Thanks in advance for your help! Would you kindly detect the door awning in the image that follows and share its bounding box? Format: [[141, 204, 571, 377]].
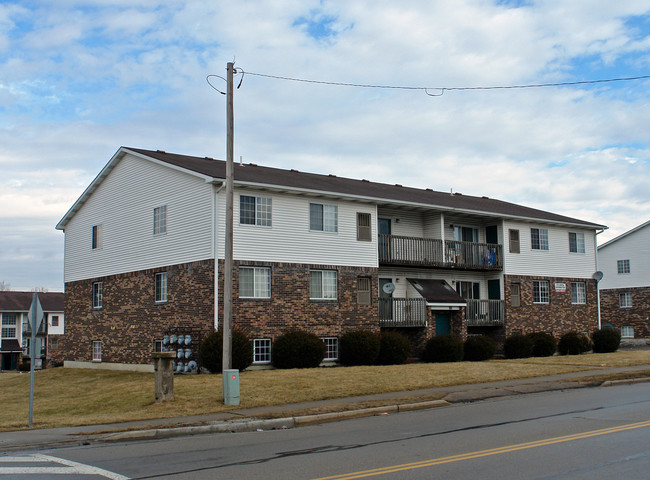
[[407, 279, 466, 310], [0, 339, 22, 353]]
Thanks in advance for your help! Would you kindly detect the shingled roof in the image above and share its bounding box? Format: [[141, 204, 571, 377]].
[[0, 292, 64, 312]]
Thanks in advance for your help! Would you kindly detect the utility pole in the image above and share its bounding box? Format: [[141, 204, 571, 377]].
[[223, 62, 234, 378]]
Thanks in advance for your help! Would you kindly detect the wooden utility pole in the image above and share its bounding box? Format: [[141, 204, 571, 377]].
[[223, 62, 234, 378]]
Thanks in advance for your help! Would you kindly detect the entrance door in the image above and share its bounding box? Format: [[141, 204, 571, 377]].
[[488, 279, 501, 300], [435, 313, 451, 335], [486, 225, 498, 244], [379, 278, 393, 321]]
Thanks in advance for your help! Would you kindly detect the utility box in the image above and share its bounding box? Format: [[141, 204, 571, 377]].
[[223, 369, 240, 405], [152, 351, 176, 402]]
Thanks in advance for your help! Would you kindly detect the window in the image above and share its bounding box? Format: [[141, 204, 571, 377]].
[[153, 340, 163, 352], [92, 340, 102, 362], [51, 315, 59, 327], [310, 203, 338, 232], [357, 277, 371, 305], [253, 339, 271, 363], [357, 213, 371, 241], [571, 282, 586, 304], [509, 229, 520, 254], [155, 272, 168, 303], [240, 195, 272, 226], [322, 337, 339, 360], [456, 281, 480, 300], [1, 313, 17, 338], [621, 326, 634, 338], [310, 270, 337, 300], [511, 283, 521, 307], [619, 292, 633, 308], [454, 226, 479, 242], [239, 267, 271, 298], [533, 280, 549, 304], [617, 259, 630, 274], [50, 337, 58, 350], [92, 224, 103, 249], [92, 282, 103, 309], [531, 228, 549, 250], [568, 232, 585, 253], [153, 205, 167, 235]]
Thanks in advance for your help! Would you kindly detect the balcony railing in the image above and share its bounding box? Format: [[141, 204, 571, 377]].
[[465, 299, 504, 326], [378, 298, 428, 327], [378, 234, 502, 270]]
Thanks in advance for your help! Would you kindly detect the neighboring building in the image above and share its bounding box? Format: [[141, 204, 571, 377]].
[[598, 220, 650, 338], [54, 147, 606, 368], [0, 291, 65, 370]]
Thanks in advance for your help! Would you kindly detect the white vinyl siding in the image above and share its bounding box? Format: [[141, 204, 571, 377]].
[[63, 153, 214, 283], [598, 223, 649, 290]]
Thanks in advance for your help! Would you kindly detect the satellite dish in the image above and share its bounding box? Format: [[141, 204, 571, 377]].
[[593, 271, 604, 282], [382, 282, 395, 294]]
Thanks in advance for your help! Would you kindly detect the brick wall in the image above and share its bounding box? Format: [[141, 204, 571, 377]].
[[504, 275, 598, 338], [600, 286, 650, 338]]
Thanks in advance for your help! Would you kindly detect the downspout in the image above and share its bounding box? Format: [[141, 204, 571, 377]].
[[594, 227, 608, 330], [213, 182, 226, 331]]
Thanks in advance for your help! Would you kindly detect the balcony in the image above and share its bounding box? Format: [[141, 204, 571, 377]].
[[465, 299, 504, 327], [378, 298, 428, 327], [378, 234, 502, 270]]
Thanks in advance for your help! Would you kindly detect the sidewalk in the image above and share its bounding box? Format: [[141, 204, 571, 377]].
[[1, 364, 649, 452]]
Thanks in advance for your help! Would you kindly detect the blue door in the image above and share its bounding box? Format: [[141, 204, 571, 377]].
[[435, 313, 451, 335]]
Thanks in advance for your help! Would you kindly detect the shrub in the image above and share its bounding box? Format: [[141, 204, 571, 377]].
[[376, 331, 412, 365], [464, 336, 496, 361], [558, 331, 591, 355], [527, 332, 557, 357], [199, 329, 253, 373], [339, 330, 381, 366], [272, 331, 326, 369], [421, 335, 463, 363], [503, 334, 534, 359], [592, 328, 621, 353]]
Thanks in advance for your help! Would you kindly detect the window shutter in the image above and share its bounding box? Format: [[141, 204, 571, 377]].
[[511, 283, 520, 307], [509, 229, 520, 254], [357, 213, 371, 241], [357, 277, 371, 305]]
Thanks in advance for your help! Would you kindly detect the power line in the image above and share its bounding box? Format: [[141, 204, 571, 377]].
[[238, 70, 650, 96]]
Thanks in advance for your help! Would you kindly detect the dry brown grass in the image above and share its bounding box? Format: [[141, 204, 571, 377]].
[[1, 350, 648, 431]]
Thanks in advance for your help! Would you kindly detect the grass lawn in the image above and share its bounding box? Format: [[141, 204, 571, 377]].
[[1, 350, 649, 431]]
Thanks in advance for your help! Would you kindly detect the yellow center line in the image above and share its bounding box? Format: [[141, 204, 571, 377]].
[[312, 419, 650, 480]]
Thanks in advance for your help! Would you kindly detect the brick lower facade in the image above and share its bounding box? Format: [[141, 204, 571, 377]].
[[600, 286, 650, 338]]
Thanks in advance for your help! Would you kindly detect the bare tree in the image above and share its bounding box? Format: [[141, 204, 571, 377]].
[[31, 286, 49, 293], [0, 281, 10, 291]]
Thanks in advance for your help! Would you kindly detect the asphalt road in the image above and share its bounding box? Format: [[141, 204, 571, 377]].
[[3, 382, 650, 479]]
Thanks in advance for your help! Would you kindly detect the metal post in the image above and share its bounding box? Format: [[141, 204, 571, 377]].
[[223, 62, 234, 381]]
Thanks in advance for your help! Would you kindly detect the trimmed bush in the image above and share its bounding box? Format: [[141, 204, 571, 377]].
[[199, 329, 253, 373], [421, 335, 463, 363], [527, 332, 557, 357], [376, 331, 412, 365], [272, 331, 326, 369], [592, 328, 621, 353], [464, 336, 496, 361], [558, 331, 591, 355], [339, 330, 381, 366], [503, 334, 534, 359]]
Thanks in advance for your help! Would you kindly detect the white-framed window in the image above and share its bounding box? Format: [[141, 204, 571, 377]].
[[619, 292, 633, 308], [310, 203, 338, 232], [253, 338, 271, 364], [531, 228, 549, 250], [356, 213, 371, 241], [322, 337, 339, 361], [92, 340, 102, 362], [621, 326, 634, 338], [239, 267, 271, 298], [509, 229, 520, 254], [51, 315, 59, 327], [511, 283, 521, 307], [1, 313, 17, 338], [92, 224, 103, 249], [155, 272, 168, 303], [454, 225, 479, 242], [357, 277, 371, 305], [533, 280, 549, 304], [310, 270, 337, 300], [571, 282, 586, 304], [617, 259, 630, 274], [92, 282, 103, 309], [568, 232, 585, 253], [153, 205, 167, 235], [239, 195, 272, 226], [153, 340, 163, 352]]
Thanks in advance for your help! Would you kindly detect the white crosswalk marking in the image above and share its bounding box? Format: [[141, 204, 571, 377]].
[[0, 453, 130, 479]]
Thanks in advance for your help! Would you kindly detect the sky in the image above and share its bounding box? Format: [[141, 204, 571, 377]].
[[1, 0, 649, 292]]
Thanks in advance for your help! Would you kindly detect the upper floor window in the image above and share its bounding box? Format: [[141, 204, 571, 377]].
[[310, 203, 338, 232], [568, 232, 585, 253], [533, 280, 549, 304], [531, 228, 549, 250], [454, 226, 478, 242], [509, 229, 520, 254], [310, 270, 337, 300], [617, 259, 630, 274], [92, 282, 103, 309], [92, 224, 103, 249], [357, 213, 371, 241], [155, 272, 168, 303], [1, 313, 17, 339], [240, 195, 272, 226], [619, 292, 632, 308], [51, 315, 60, 327], [239, 267, 271, 298], [571, 282, 586, 304], [153, 205, 167, 235]]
